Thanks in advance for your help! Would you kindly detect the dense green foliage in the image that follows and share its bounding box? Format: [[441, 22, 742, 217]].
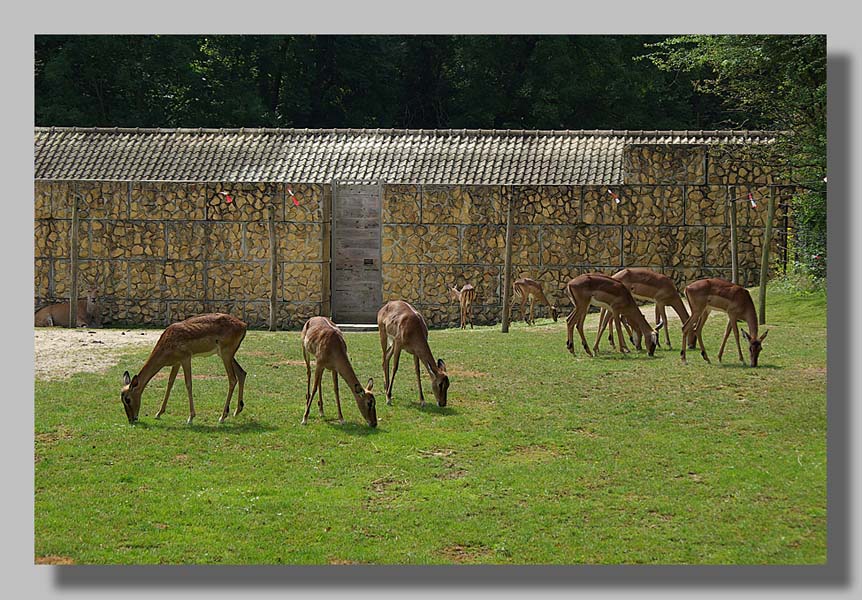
[[642, 35, 827, 277], [35, 287, 826, 564], [35, 35, 728, 130]]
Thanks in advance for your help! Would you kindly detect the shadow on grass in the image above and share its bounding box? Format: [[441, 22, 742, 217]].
[[135, 418, 279, 434], [400, 401, 459, 416], [325, 420, 384, 436], [714, 362, 782, 370]]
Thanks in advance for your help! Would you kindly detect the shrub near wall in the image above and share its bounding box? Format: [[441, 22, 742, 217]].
[[34, 180, 326, 328]]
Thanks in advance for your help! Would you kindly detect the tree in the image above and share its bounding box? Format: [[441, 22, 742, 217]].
[[642, 35, 827, 277]]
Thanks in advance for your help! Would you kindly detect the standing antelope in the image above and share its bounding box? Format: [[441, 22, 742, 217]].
[[119, 313, 248, 424], [301, 316, 377, 427], [680, 278, 769, 367], [449, 283, 477, 330], [377, 300, 450, 407], [34, 285, 101, 328], [597, 268, 691, 350], [512, 277, 559, 325], [564, 273, 664, 357]]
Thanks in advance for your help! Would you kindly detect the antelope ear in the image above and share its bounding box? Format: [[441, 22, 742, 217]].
[[131, 374, 140, 388], [759, 329, 769, 341], [123, 371, 131, 386], [656, 319, 665, 331], [741, 330, 751, 342], [437, 358, 446, 371], [366, 377, 374, 391]]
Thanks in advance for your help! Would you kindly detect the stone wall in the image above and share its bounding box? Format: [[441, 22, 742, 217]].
[[34, 143, 791, 329], [34, 181, 325, 328], [383, 143, 791, 328]]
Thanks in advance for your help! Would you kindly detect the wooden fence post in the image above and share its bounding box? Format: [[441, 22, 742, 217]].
[[68, 193, 79, 328], [501, 187, 515, 333], [758, 188, 777, 325], [321, 184, 332, 318], [268, 206, 278, 331], [729, 197, 739, 284]]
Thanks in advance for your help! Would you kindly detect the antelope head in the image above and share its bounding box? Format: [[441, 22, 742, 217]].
[[550, 305, 559, 322], [352, 377, 377, 428], [120, 371, 143, 423], [432, 358, 450, 407], [646, 320, 665, 357], [741, 329, 769, 367], [448, 286, 461, 302]]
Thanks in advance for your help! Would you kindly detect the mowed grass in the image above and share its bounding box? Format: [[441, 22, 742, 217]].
[[34, 286, 827, 565]]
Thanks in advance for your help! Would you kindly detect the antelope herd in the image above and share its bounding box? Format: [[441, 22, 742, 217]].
[[33, 269, 768, 427]]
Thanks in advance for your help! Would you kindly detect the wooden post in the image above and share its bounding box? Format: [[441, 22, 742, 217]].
[[268, 207, 278, 331], [501, 188, 515, 333], [758, 189, 777, 325], [321, 183, 332, 318], [729, 197, 738, 284], [68, 193, 80, 328]]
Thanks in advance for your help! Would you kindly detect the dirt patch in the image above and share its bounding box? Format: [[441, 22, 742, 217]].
[[35, 555, 75, 565], [34, 328, 163, 381], [35, 425, 75, 445], [327, 558, 360, 565], [447, 367, 488, 378], [269, 360, 307, 368], [505, 444, 561, 463], [441, 544, 494, 563]]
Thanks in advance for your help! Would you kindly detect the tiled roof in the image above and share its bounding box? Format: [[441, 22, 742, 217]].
[[34, 127, 776, 185]]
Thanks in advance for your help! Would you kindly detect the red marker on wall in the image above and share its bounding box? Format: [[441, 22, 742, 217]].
[[287, 187, 299, 207], [748, 193, 756, 208], [219, 191, 233, 204], [607, 189, 620, 204]]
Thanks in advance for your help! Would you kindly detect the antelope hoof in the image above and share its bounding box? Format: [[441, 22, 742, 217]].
[[701, 351, 710, 363], [339, 419, 345, 425], [566, 341, 574, 354], [219, 413, 228, 423], [186, 416, 194, 425], [386, 397, 393, 406], [621, 347, 630, 354], [301, 417, 308, 425]]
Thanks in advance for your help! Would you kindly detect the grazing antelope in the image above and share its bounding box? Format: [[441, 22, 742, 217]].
[[377, 300, 450, 407], [119, 313, 248, 424], [300, 316, 377, 427], [449, 283, 477, 330], [34, 285, 101, 328], [564, 273, 664, 357], [512, 277, 559, 325], [597, 268, 691, 350], [680, 278, 769, 367]]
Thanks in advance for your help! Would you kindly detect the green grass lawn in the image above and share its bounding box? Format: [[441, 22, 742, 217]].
[[34, 286, 827, 564]]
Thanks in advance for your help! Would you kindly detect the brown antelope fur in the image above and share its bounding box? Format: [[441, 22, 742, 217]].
[[449, 283, 477, 330], [598, 268, 691, 350], [377, 300, 450, 407], [680, 278, 769, 367], [120, 313, 248, 424], [34, 286, 101, 328], [564, 273, 663, 357], [300, 317, 377, 427], [512, 277, 559, 325]]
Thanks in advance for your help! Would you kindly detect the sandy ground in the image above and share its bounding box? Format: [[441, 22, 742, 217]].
[[34, 327, 163, 381], [33, 303, 685, 381]]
